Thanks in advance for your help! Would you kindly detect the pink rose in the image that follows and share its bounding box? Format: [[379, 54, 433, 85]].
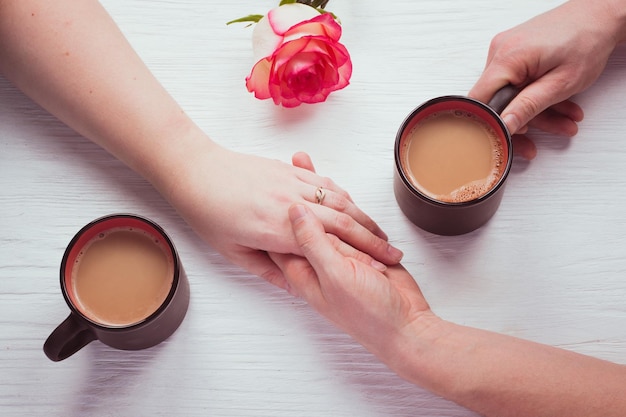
[[246, 3, 352, 108]]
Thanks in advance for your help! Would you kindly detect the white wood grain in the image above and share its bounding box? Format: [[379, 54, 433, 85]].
[[1, 1, 625, 416]]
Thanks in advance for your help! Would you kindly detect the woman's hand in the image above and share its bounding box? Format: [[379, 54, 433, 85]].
[[165, 145, 403, 289]]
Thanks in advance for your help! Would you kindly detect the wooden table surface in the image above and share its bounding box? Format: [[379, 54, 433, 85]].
[[1, 1, 625, 416]]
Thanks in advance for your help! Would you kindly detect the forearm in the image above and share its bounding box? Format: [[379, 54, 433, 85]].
[[570, 0, 626, 45], [395, 316, 626, 417], [0, 0, 217, 193]]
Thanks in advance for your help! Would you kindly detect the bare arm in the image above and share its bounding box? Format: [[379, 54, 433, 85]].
[[0, 0, 402, 282], [399, 316, 626, 417], [271, 204, 626, 417], [0, 0, 203, 187]]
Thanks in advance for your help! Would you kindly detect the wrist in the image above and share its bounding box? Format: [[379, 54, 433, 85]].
[[382, 311, 448, 386], [606, 0, 626, 44], [141, 120, 222, 204], [581, 0, 626, 45]]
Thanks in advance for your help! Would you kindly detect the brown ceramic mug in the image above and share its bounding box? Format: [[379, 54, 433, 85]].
[[394, 86, 518, 235], [44, 214, 189, 362]]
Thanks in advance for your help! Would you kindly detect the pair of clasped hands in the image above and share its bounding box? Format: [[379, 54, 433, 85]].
[[2, 0, 625, 416]]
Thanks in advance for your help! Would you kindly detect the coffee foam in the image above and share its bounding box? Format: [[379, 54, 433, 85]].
[[403, 109, 505, 203]]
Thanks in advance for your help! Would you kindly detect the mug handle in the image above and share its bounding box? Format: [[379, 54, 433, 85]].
[[488, 85, 520, 114], [43, 313, 97, 362]]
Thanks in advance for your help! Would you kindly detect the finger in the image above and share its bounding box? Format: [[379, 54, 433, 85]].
[[511, 134, 537, 160], [468, 73, 511, 107], [311, 204, 403, 265], [326, 233, 387, 272], [292, 151, 316, 173], [291, 153, 356, 205], [468, 52, 517, 106], [311, 186, 389, 241], [234, 250, 288, 290], [287, 204, 351, 282], [291, 153, 392, 244], [269, 251, 322, 300], [550, 99, 584, 122], [525, 100, 583, 137], [500, 73, 580, 134], [527, 109, 580, 137]]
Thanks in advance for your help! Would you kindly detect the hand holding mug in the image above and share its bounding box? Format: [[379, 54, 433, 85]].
[[469, 0, 625, 137]]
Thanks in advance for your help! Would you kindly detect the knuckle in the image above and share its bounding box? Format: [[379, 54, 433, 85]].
[[297, 227, 319, 253], [326, 233, 342, 249], [516, 94, 542, 121], [260, 268, 284, 287], [489, 32, 507, 51], [333, 212, 354, 232], [368, 233, 388, 253], [331, 194, 350, 212], [318, 176, 334, 189]]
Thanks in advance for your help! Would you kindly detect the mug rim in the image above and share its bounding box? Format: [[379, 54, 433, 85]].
[[394, 95, 513, 207], [59, 213, 181, 331]]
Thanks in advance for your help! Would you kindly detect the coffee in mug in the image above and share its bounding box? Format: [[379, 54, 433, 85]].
[[71, 228, 174, 327], [394, 86, 517, 235], [402, 109, 506, 203], [44, 214, 189, 362]]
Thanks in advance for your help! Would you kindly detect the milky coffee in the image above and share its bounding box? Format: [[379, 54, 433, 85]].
[[71, 228, 174, 326], [403, 110, 505, 203]]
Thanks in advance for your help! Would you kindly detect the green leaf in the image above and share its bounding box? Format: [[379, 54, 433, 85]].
[[294, 0, 329, 8], [227, 1, 337, 27], [226, 14, 264, 25]]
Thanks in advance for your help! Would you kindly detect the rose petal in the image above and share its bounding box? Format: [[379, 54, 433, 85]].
[[274, 38, 351, 90], [245, 58, 272, 99], [266, 4, 319, 35], [251, 16, 284, 61], [267, 38, 351, 107], [284, 13, 342, 43]]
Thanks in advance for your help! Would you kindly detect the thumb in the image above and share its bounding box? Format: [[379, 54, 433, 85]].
[[501, 76, 572, 134], [288, 204, 344, 279]]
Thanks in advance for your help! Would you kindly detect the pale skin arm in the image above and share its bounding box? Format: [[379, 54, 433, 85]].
[[0, 0, 403, 286], [470, 0, 626, 138], [271, 204, 626, 417]]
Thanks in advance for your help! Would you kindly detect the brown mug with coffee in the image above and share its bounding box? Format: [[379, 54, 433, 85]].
[[394, 86, 518, 235], [44, 214, 190, 362]]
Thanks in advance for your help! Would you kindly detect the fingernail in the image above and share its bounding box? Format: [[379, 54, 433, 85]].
[[388, 245, 403, 262], [502, 113, 520, 134], [370, 259, 387, 272]]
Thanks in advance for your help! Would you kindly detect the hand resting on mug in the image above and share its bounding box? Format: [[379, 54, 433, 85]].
[[0, 0, 403, 288], [270, 204, 626, 417]]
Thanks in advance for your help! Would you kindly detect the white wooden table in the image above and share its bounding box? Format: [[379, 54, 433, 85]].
[[1, 1, 625, 416]]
